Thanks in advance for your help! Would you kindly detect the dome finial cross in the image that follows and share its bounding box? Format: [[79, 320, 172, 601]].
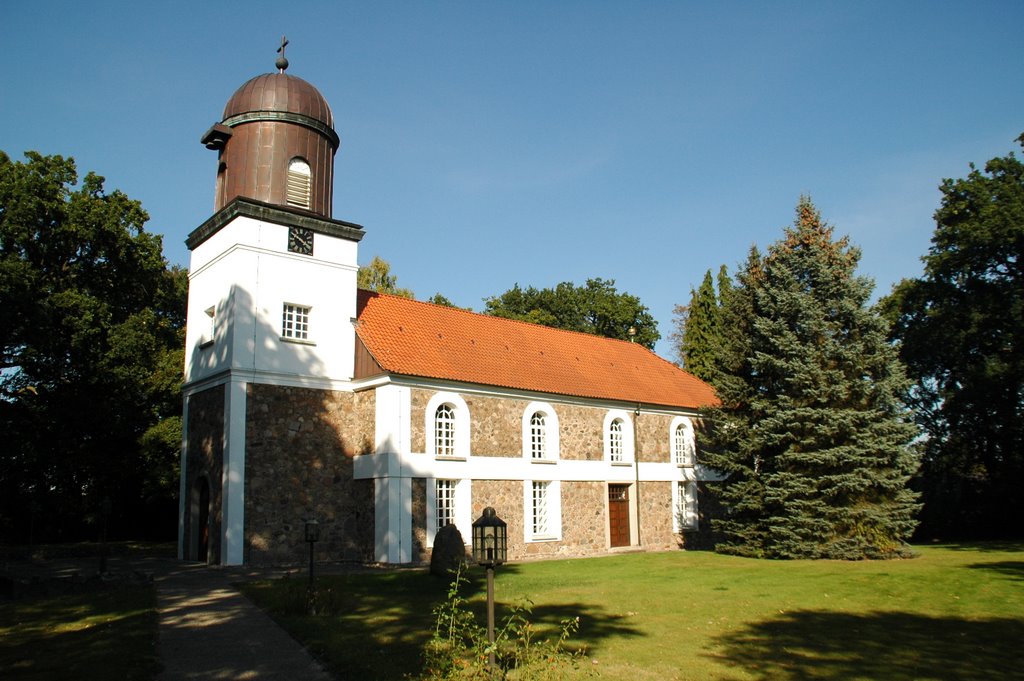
[[276, 35, 289, 72]]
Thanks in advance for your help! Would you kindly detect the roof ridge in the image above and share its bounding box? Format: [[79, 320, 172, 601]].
[[358, 288, 662, 351]]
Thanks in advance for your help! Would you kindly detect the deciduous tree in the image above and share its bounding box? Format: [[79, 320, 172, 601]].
[[0, 151, 185, 542], [357, 255, 415, 299], [483, 278, 659, 349], [883, 135, 1024, 539]]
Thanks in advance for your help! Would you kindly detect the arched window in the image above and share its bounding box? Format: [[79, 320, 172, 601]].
[[672, 418, 696, 466], [603, 410, 634, 464], [530, 412, 547, 459], [426, 392, 470, 459], [435, 404, 456, 458], [609, 419, 625, 462], [286, 158, 311, 209], [522, 402, 560, 462]]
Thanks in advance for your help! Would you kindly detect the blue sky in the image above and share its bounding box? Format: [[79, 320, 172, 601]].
[[4, 1, 1022, 358]]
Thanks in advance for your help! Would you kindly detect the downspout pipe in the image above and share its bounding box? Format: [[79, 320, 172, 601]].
[[634, 403, 642, 547]]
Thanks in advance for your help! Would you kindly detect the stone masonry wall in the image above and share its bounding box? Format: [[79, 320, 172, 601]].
[[244, 384, 376, 565], [411, 388, 429, 454], [636, 413, 674, 463], [184, 385, 225, 564], [410, 387, 697, 560], [411, 478, 428, 563], [638, 480, 678, 550]]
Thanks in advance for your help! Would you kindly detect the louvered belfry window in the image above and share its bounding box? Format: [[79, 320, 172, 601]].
[[286, 158, 312, 208]]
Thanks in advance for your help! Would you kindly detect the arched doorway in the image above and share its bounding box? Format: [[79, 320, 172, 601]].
[[191, 477, 210, 563]]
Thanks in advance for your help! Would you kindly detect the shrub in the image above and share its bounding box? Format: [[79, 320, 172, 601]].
[[420, 564, 593, 680]]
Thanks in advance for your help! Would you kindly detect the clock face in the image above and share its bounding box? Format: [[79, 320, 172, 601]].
[[288, 227, 314, 255]]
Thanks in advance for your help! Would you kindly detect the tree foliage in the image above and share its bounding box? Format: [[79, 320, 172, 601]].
[[0, 151, 186, 543], [357, 255, 415, 299], [672, 266, 729, 382], [483, 278, 659, 349], [882, 135, 1024, 539], [703, 198, 919, 559]]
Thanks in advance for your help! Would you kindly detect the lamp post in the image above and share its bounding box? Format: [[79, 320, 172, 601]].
[[472, 507, 507, 673], [99, 496, 112, 574], [304, 518, 319, 610]]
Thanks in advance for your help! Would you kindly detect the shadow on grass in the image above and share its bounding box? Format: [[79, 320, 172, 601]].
[[243, 566, 642, 680], [926, 541, 1024, 553], [708, 609, 1024, 681], [0, 586, 158, 681], [962, 561, 1024, 581]]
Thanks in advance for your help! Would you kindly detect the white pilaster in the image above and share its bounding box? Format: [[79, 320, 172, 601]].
[[373, 475, 413, 564], [221, 378, 247, 565]]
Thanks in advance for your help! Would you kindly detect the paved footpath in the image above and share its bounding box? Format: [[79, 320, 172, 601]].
[[155, 561, 334, 681]]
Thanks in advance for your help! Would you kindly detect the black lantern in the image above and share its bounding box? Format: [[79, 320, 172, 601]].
[[304, 519, 320, 543], [472, 507, 507, 673], [304, 518, 319, 598], [472, 507, 507, 567]]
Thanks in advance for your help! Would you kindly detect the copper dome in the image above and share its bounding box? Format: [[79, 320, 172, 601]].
[[206, 69, 339, 216], [223, 73, 335, 132]]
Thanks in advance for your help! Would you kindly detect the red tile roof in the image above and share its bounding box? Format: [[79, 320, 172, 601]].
[[355, 290, 718, 410]]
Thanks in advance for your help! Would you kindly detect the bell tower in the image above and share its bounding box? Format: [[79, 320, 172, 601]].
[[179, 42, 364, 565]]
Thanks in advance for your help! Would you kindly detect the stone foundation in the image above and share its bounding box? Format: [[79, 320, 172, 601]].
[[244, 383, 376, 565]]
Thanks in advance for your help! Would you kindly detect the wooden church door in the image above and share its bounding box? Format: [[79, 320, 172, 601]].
[[608, 484, 631, 547]]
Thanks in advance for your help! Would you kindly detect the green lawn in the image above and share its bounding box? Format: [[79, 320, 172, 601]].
[[0, 584, 159, 681], [242, 542, 1024, 680]]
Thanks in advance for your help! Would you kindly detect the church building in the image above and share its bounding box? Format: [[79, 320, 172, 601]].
[[178, 53, 718, 566]]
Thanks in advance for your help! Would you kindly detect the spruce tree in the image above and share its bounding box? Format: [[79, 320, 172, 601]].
[[678, 269, 721, 382], [703, 198, 920, 559]]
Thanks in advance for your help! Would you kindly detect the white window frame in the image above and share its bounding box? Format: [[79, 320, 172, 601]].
[[426, 478, 472, 548], [435, 479, 457, 530], [524, 479, 562, 542], [671, 416, 696, 467], [286, 158, 312, 209], [673, 481, 699, 532], [281, 302, 312, 342], [200, 305, 216, 347], [425, 392, 470, 460], [603, 410, 635, 464], [521, 401, 560, 462], [435, 404, 457, 458]]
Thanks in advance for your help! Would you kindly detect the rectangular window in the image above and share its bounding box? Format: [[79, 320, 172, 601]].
[[676, 482, 698, 531], [532, 481, 550, 537], [282, 303, 311, 340], [436, 479, 457, 531], [201, 306, 216, 346]]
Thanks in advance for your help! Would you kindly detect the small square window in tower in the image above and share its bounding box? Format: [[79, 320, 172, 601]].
[[286, 159, 312, 209], [282, 303, 310, 340]]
